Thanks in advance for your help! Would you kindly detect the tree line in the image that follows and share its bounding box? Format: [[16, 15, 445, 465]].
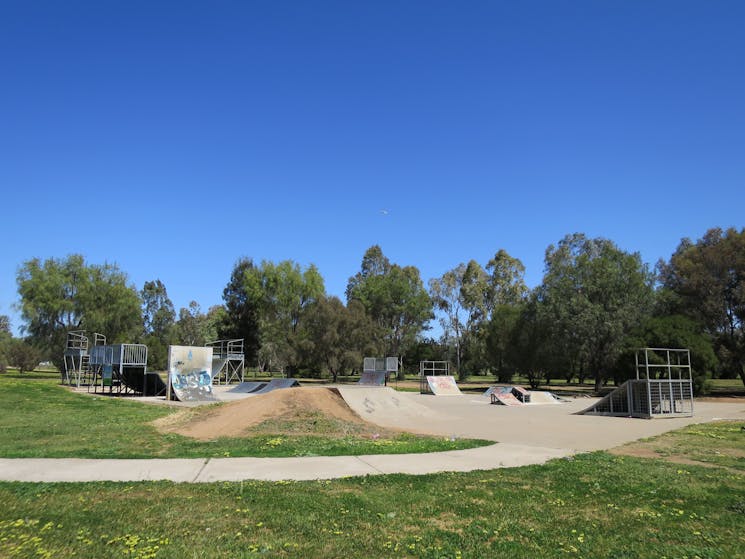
[[2, 227, 743, 393]]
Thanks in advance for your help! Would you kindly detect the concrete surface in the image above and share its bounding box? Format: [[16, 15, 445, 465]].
[[0, 443, 572, 483]]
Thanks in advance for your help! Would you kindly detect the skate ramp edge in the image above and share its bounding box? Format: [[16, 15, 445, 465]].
[[252, 379, 301, 394], [228, 381, 268, 394]]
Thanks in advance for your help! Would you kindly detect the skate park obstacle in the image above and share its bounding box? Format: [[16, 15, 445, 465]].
[[360, 357, 398, 385], [578, 347, 694, 418], [419, 361, 462, 395], [206, 339, 245, 385]]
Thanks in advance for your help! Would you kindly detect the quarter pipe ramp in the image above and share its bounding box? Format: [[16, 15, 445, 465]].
[[425, 375, 462, 396]]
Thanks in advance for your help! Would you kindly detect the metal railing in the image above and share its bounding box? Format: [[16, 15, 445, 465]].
[[206, 339, 244, 359], [65, 330, 88, 351]]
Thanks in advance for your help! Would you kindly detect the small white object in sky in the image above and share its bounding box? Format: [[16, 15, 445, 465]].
[[379, 209, 390, 215]]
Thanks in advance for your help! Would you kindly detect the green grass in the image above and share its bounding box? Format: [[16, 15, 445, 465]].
[[0, 378, 488, 459], [1, 428, 744, 558], [614, 421, 745, 472]]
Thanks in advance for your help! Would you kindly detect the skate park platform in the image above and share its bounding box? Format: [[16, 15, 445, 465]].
[[336, 387, 745, 452]]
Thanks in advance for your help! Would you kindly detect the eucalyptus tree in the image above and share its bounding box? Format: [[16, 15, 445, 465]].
[[0, 315, 11, 373], [429, 263, 467, 373], [16, 255, 142, 369], [538, 234, 654, 392], [221, 257, 261, 364], [140, 279, 175, 369], [347, 246, 432, 369], [174, 302, 225, 347], [245, 260, 325, 374], [619, 314, 718, 394], [430, 250, 528, 377], [300, 296, 379, 382], [483, 250, 528, 378], [659, 227, 745, 386]]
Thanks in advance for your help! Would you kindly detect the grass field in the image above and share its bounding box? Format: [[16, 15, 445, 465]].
[[1, 421, 743, 558], [0, 377, 488, 459]]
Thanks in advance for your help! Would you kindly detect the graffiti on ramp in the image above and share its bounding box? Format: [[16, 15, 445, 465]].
[[168, 345, 216, 402], [426, 375, 462, 396]]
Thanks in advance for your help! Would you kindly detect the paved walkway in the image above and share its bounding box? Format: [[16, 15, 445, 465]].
[[1, 389, 742, 483], [0, 443, 572, 483]]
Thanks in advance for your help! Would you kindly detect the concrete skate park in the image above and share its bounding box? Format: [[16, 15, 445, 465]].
[[2, 342, 744, 483]]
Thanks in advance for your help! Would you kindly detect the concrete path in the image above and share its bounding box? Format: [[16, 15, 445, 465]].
[[0, 443, 571, 483], [1, 388, 743, 483]]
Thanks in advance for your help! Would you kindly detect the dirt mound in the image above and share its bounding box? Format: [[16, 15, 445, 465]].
[[153, 387, 393, 441]]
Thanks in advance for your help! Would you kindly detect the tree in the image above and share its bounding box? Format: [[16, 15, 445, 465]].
[[538, 234, 654, 392], [618, 315, 718, 395], [484, 303, 523, 383], [0, 315, 11, 373], [659, 227, 745, 386], [7, 338, 43, 374], [431, 250, 528, 379], [220, 257, 261, 364], [175, 301, 217, 346], [508, 295, 552, 389], [141, 279, 176, 369], [347, 246, 432, 372], [16, 255, 142, 370], [300, 297, 379, 382], [245, 260, 325, 374], [429, 263, 467, 374]]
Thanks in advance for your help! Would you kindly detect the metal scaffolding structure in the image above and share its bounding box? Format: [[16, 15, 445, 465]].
[[206, 339, 245, 384], [419, 360, 450, 394], [579, 348, 694, 418], [63, 331, 107, 386], [62, 330, 155, 395]]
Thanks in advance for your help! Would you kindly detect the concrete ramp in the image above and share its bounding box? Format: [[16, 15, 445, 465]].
[[426, 375, 462, 396], [486, 386, 564, 406], [337, 386, 440, 429], [252, 378, 300, 394], [168, 346, 217, 403], [228, 381, 267, 394], [528, 391, 564, 405], [358, 371, 386, 386], [211, 358, 227, 378]]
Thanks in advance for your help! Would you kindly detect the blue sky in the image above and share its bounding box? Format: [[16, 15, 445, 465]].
[[2, 1, 744, 337]]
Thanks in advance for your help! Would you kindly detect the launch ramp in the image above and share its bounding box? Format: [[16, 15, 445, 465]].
[[420, 361, 462, 395], [252, 378, 300, 394], [425, 375, 462, 396], [578, 348, 693, 418], [228, 381, 267, 393]]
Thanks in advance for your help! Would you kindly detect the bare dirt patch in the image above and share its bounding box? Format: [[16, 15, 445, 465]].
[[152, 387, 400, 441]]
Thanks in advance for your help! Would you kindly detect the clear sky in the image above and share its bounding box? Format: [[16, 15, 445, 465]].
[[1, 1, 744, 337]]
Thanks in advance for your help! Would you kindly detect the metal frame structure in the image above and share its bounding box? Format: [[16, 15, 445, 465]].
[[206, 339, 245, 384], [363, 357, 399, 374], [361, 356, 398, 384], [580, 348, 693, 418], [419, 360, 450, 394], [89, 343, 149, 395], [63, 331, 107, 386], [62, 330, 154, 395]]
